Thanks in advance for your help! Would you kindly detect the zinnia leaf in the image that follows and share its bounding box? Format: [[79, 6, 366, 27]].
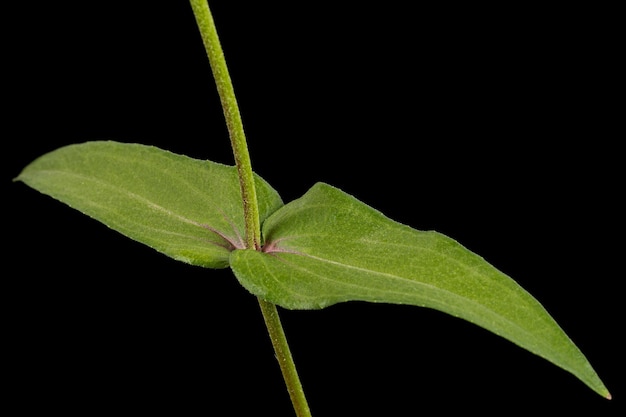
[[230, 182, 610, 398], [15, 141, 283, 268]]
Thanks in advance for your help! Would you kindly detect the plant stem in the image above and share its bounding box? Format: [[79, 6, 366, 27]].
[[258, 299, 313, 417], [189, 1, 312, 415], [189, 0, 260, 250]]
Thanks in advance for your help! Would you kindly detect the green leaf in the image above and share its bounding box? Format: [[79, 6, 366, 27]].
[[230, 182, 610, 398], [15, 141, 283, 268]]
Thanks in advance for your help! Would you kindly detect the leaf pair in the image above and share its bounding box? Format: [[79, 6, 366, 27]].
[[15, 141, 610, 398]]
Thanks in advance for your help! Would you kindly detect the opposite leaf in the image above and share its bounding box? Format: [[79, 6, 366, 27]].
[[230, 182, 609, 398], [15, 141, 283, 268]]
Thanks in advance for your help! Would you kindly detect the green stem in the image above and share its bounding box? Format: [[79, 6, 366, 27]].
[[189, 2, 312, 416], [189, 0, 260, 250], [258, 299, 313, 417]]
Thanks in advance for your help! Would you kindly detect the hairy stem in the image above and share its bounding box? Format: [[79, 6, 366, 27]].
[[258, 299, 313, 417], [189, 0, 260, 249], [189, 1, 313, 415]]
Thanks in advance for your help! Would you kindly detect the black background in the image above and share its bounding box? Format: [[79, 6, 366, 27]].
[[4, 1, 623, 415]]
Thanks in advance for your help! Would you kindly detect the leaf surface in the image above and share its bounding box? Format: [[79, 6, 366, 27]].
[[230, 182, 609, 397], [15, 141, 283, 268]]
